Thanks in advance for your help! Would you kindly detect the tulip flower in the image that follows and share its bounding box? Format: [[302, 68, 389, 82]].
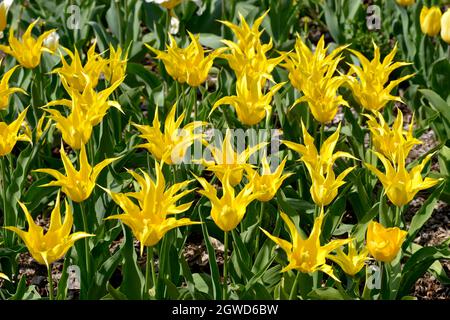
[[44, 97, 94, 150], [0, 272, 9, 281], [283, 122, 356, 172], [0, 108, 31, 156], [346, 42, 413, 112], [146, 32, 225, 87], [283, 36, 348, 123], [366, 221, 407, 263], [134, 103, 206, 165], [104, 162, 199, 254], [261, 208, 350, 281], [441, 9, 450, 44], [291, 61, 348, 124], [327, 240, 370, 276], [283, 35, 347, 95], [0, 65, 27, 110], [0, 0, 13, 33], [365, 109, 422, 164], [53, 42, 107, 92], [0, 20, 56, 69], [420, 6, 442, 37], [103, 44, 128, 84], [47, 77, 123, 127], [35, 143, 119, 203], [365, 151, 442, 207], [5, 192, 93, 267], [245, 157, 292, 202], [202, 130, 267, 186], [395, 0, 415, 6], [220, 11, 284, 81], [43, 31, 60, 53], [211, 75, 285, 126], [305, 162, 355, 207], [195, 170, 260, 232]]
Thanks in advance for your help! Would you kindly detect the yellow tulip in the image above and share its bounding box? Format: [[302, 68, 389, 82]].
[[0, 65, 27, 110], [261, 208, 351, 281], [0, 272, 9, 281], [346, 42, 413, 112], [365, 151, 442, 207], [365, 109, 422, 164], [395, 0, 415, 6], [220, 11, 284, 81], [103, 44, 128, 84], [43, 31, 60, 53], [47, 77, 123, 127], [5, 192, 93, 267], [0, 0, 13, 33], [203, 130, 267, 187], [245, 157, 292, 202], [420, 6, 442, 37], [0, 20, 56, 69], [195, 170, 260, 232], [305, 161, 355, 207], [211, 75, 285, 126], [0, 108, 31, 156], [53, 42, 107, 92], [146, 32, 225, 87], [134, 103, 206, 165], [366, 221, 407, 263], [283, 35, 347, 94], [283, 36, 348, 123], [34, 143, 119, 203], [441, 9, 450, 44], [44, 97, 94, 150], [327, 240, 370, 276], [292, 65, 348, 124], [283, 122, 356, 172], [104, 162, 199, 254]]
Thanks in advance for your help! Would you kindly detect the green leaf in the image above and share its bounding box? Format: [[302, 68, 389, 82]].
[[398, 241, 450, 298], [119, 226, 145, 299], [307, 287, 350, 300], [199, 211, 222, 299], [420, 89, 450, 123], [405, 183, 444, 247]]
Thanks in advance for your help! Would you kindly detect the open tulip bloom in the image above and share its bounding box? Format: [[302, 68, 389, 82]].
[[0, 20, 56, 69], [34, 143, 119, 203]]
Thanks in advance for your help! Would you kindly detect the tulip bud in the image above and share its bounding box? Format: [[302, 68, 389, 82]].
[[441, 9, 450, 44], [395, 0, 415, 7], [0, 0, 13, 32], [43, 31, 60, 52], [420, 6, 442, 37], [367, 221, 407, 263]]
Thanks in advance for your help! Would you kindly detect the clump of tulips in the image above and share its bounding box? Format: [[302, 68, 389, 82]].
[[0, 1, 447, 301]]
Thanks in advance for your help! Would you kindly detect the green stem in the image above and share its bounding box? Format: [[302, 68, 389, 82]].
[[79, 202, 91, 280], [222, 231, 229, 300], [394, 206, 402, 228], [319, 123, 324, 147], [145, 246, 156, 296], [1, 157, 8, 244], [254, 201, 265, 255], [289, 271, 301, 300], [47, 264, 54, 301]]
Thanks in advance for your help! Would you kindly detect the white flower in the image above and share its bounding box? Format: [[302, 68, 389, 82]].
[[1, 0, 14, 9], [43, 31, 60, 52], [169, 15, 180, 34]]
